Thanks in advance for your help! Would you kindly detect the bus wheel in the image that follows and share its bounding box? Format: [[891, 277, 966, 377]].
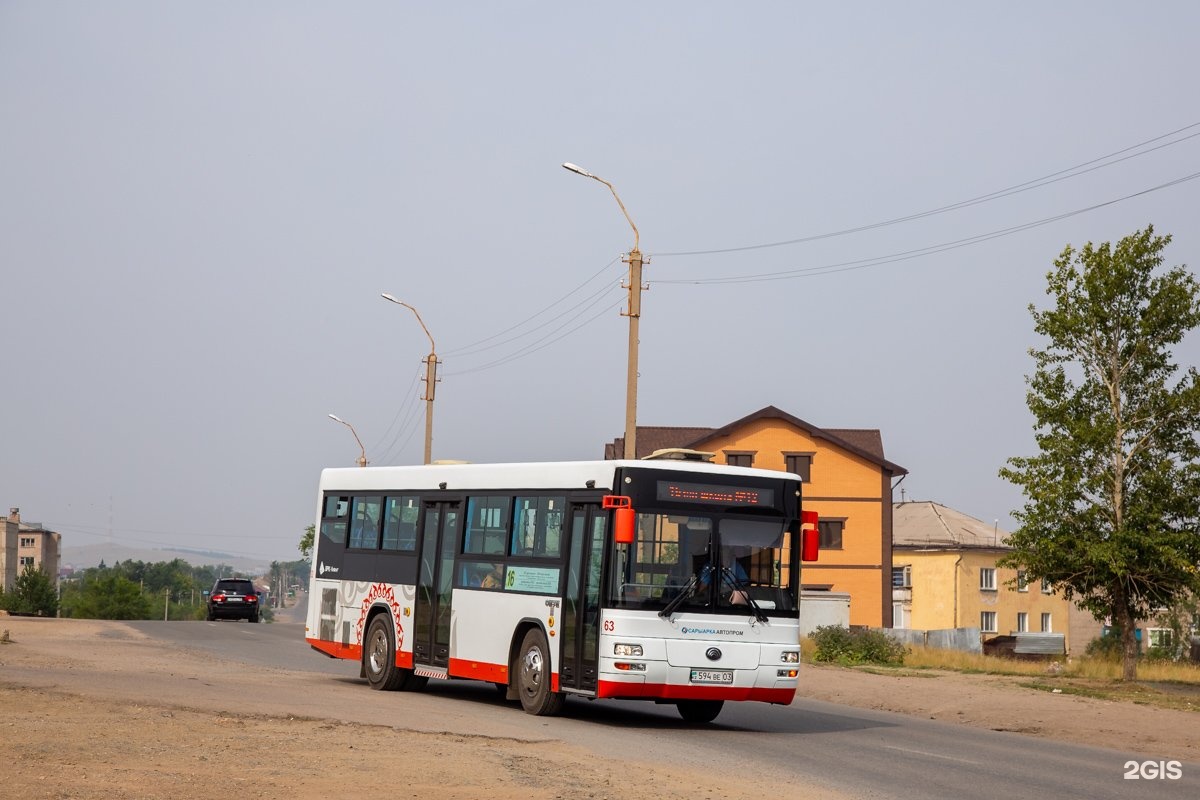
[[676, 700, 724, 723], [364, 616, 406, 691], [516, 628, 564, 716]]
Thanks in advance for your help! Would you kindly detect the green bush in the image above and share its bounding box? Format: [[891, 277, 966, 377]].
[[1084, 631, 1123, 661], [810, 625, 907, 666]]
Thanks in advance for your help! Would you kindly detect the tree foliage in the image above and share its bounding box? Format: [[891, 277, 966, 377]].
[[61, 574, 155, 620], [299, 524, 315, 562], [1000, 226, 1200, 680], [0, 563, 59, 617]]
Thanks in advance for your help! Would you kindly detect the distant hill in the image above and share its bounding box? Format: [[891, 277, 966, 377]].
[[61, 543, 272, 576]]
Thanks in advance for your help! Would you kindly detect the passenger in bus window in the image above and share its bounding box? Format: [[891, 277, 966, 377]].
[[481, 564, 505, 589]]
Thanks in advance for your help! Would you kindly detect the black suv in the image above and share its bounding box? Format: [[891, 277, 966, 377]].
[[206, 578, 261, 623]]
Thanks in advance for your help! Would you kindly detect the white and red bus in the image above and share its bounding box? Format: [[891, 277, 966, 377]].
[[305, 458, 818, 722]]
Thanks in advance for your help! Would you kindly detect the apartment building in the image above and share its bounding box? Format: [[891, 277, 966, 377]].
[[1, 507, 61, 592]]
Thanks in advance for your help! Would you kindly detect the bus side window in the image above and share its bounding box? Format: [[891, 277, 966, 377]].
[[320, 495, 349, 545], [464, 496, 510, 556], [512, 496, 566, 558], [349, 496, 382, 549], [382, 495, 419, 551]]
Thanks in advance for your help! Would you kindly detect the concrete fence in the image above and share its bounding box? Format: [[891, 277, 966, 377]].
[[874, 626, 984, 654], [798, 591, 851, 638]]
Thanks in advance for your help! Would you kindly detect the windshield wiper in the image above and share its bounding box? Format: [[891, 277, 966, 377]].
[[721, 566, 768, 623], [658, 574, 700, 619]]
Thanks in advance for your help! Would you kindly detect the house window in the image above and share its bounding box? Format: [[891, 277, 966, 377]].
[[893, 603, 908, 629], [20, 537, 36, 548], [784, 453, 813, 482], [1016, 612, 1029, 633], [981, 611, 997, 633], [980, 567, 996, 591], [1040, 613, 1052, 632], [1041, 578, 1053, 594], [1016, 571, 1029, 592], [19, 556, 35, 567], [818, 519, 844, 550], [1147, 629, 1173, 649], [724, 452, 755, 468], [892, 565, 911, 588]]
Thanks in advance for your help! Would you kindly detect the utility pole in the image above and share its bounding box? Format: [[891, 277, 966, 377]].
[[563, 163, 646, 459], [622, 246, 644, 459], [382, 294, 439, 464]]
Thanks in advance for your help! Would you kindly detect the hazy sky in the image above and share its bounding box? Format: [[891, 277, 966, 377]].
[[3, 3, 1198, 564]]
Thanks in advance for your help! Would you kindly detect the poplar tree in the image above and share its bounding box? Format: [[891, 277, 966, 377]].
[[1000, 226, 1200, 681]]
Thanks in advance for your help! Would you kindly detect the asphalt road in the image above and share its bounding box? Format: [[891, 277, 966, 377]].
[[128, 617, 1200, 800]]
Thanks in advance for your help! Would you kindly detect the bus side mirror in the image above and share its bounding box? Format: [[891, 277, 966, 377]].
[[604, 495, 636, 544], [801, 510, 819, 562], [614, 507, 635, 544]]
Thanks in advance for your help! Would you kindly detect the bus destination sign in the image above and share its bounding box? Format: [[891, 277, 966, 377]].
[[657, 481, 774, 507]]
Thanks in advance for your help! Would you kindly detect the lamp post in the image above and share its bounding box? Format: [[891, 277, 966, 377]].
[[562, 162, 644, 459], [381, 293, 438, 465], [328, 414, 368, 467]]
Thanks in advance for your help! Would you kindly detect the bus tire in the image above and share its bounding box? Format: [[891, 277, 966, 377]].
[[516, 628, 564, 716], [364, 615, 407, 691], [676, 700, 723, 723]]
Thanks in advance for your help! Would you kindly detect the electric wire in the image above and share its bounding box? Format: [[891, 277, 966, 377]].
[[654, 170, 1200, 285], [366, 367, 421, 455], [441, 256, 623, 356], [375, 366, 427, 464], [652, 121, 1200, 258], [447, 275, 625, 359], [445, 293, 627, 377]]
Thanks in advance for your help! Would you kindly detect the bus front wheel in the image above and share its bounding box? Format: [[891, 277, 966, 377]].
[[516, 628, 565, 716], [676, 700, 724, 723]]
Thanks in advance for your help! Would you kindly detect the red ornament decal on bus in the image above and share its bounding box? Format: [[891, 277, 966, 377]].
[[356, 583, 405, 648]]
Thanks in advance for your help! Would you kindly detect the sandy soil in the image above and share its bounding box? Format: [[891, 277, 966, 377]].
[[0, 615, 1196, 799]]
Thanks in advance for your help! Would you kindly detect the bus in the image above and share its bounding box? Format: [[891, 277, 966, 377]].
[[305, 458, 818, 723]]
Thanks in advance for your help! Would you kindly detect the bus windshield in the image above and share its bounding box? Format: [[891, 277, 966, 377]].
[[606, 511, 796, 613]]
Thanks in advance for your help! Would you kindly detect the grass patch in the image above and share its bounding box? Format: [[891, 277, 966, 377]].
[[1020, 678, 1200, 712], [802, 635, 1200, 711]]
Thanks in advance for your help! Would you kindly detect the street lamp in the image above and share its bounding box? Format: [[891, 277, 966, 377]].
[[328, 413, 368, 467], [381, 293, 439, 465], [562, 162, 645, 459]]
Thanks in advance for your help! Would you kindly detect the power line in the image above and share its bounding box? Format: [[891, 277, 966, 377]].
[[367, 367, 422, 455], [653, 121, 1200, 258], [448, 276, 624, 359], [655, 170, 1200, 285], [442, 256, 623, 356], [445, 294, 627, 377], [375, 366, 426, 464]]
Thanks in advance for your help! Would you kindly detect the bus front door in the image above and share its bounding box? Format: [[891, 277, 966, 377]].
[[414, 500, 461, 670], [560, 504, 606, 693]]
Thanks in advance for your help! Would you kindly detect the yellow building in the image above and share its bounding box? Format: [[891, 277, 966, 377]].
[[605, 405, 906, 627], [892, 501, 1072, 652]]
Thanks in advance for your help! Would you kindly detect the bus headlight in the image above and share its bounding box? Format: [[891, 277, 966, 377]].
[[777, 668, 799, 678], [614, 643, 643, 657], [781, 651, 799, 663]]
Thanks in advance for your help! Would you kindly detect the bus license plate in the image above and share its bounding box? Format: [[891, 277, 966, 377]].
[[690, 669, 733, 684]]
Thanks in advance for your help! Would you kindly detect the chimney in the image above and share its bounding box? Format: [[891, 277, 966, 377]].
[[8, 507, 18, 523]]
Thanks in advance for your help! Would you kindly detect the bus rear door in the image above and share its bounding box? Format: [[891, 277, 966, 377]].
[[413, 500, 461, 670]]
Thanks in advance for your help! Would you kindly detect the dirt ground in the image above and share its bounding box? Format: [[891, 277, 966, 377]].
[[1, 615, 1196, 799]]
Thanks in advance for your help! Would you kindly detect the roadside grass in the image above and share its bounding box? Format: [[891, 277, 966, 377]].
[[802, 638, 1200, 711]]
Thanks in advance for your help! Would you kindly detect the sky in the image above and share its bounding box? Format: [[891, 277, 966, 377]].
[[3, 3, 1199, 564]]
